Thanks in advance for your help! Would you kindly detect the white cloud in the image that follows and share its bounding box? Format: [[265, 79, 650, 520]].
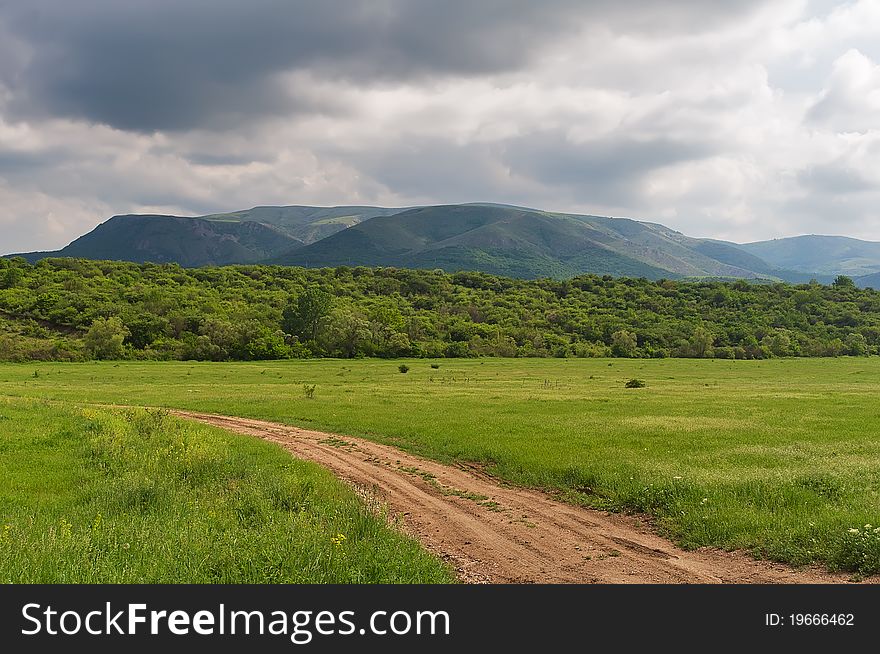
[[807, 49, 880, 132]]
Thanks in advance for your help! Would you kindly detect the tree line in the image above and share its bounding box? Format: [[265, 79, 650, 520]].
[[1, 256, 878, 361]]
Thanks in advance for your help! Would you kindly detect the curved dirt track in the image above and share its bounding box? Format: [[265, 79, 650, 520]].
[[174, 410, 863, 584]]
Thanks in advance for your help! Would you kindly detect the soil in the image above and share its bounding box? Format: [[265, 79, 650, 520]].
[[174, 410, 869, 584]]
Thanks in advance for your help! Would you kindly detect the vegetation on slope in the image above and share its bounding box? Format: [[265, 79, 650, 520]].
[[1, 256, 878, 362], [16, 215, 305, 267], [199, 205, 407, 245], [272, 204, 769, 279]]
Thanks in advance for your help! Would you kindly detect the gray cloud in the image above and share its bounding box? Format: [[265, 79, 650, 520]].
[[797, 162, 876, 194], [2, 0, 763, 131], [500, 131, 717, 205], [2, 0, 880, 254]]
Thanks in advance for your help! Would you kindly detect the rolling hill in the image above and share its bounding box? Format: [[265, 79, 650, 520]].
[[13, 214, 304, 267], [10, 205, 407, 267], [740, 235, 880, 278], [271, 204, 779, 280], [10, 202, 880, 282], [855, 272, 880, 289], [198, 205, 407, 244]]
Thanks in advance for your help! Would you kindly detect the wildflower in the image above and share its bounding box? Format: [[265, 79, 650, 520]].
[[331, 533, 347, 547], [848, 528, 860, 534], [700, 498, 708, 505], [673, 476, 683, 480]]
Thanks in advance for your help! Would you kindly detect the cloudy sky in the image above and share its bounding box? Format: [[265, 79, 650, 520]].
[[1, 0, 879, 254]]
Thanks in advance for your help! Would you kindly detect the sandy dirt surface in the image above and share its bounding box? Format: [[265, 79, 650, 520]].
[[173, 410, 867, 584]]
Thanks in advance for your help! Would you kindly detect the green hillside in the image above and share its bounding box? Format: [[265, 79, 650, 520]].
[[200, 205, 407, 244], [741, 235, 880, 277], [1, 256, 877, 362], [15, 215, 303, 267], [11, 205, 407, 267], [270, 205, 751, 279], [13, 203, 880, 283]]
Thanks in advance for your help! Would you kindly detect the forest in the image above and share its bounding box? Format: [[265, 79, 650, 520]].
[[1, 256, 878, 362]]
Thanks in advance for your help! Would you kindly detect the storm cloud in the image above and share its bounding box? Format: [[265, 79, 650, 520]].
[[1, 0, 879, 253]]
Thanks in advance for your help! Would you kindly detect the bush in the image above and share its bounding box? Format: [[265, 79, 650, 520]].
[[84, 317, 130, 360], [444, 342, 470, 358], [430, 363, 440, 369], [398, 364, 410, 373], [625, 378, 646, 388]]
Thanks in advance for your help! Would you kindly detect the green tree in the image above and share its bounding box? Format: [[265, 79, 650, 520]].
[[689, 326, 715, 358], [610, 329, 637, 357], [282, 287, 332, 341], [84, 317, 130, 360], [322, 308, 370, 358], [0, 265, 23, 289], [762, 330, 793, 357], [844, 333, 869, 356], [833, 275, 856, 289]]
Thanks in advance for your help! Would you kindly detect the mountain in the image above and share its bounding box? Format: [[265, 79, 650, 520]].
[[270, 204, 774, 280], [14, 214, 304, 267], [10, 205, 407, 267], [12, 202, 880, 282], [740, 235, 880, 278], [198, 205, 407, 244]]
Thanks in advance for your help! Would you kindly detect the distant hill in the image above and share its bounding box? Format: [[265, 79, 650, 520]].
[[271, 204, 776, 280], [856, 272, 880, 289], [13, 215, 304, 267], [199, 205, 407, 244], [11, 202, 880, 282], [740, 235, 880, 278]]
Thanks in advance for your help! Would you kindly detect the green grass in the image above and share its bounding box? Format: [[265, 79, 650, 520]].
[[0, 398, 454, 583], [2, 357, 880, 575]]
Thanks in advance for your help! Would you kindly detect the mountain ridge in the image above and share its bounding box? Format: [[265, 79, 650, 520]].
[[8, 203, 880, 286]]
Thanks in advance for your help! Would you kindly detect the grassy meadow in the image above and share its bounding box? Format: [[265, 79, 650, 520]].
[[2, 357, 880, 575], [0, 398, 454, 583]]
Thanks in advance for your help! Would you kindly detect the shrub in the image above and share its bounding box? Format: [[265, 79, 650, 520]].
[[303, 384, 316, 399], [832, 525, 880, 576], [430, 363, 440, 369], [611, 329, 637, 357], [625, 378, 646, 388], [84, 317, 130, 360], [398, 364, 410, 373]]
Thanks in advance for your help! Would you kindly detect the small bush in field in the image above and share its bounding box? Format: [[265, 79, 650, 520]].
[[430, 363, 440, 369], [625, 378, 646, 388], [303, 384, 316, 399], [398, 364, 410, 374]]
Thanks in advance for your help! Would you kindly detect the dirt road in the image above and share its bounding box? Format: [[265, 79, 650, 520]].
[[174, 410, 860, 584]]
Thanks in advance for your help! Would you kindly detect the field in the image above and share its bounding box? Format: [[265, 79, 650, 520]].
[[0, 398, 454, 583], [2, 357, 880, 576]]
